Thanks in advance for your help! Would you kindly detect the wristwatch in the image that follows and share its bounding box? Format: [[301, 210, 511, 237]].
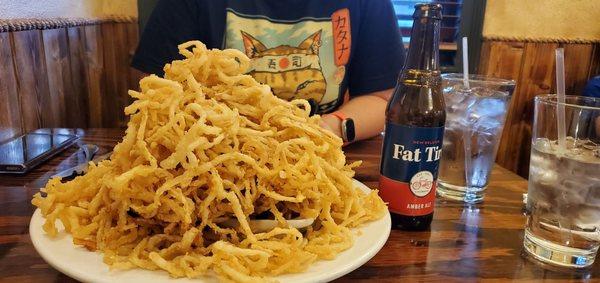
[[330, 111, 355, 143]]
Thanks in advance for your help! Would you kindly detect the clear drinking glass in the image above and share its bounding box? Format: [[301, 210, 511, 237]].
[[437, 74, 515, 203], [524, 95, 600, 268]]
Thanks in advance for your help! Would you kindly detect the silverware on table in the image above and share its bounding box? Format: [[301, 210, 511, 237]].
[[218, 218, 315, 233], [51, 145, 111, 179]]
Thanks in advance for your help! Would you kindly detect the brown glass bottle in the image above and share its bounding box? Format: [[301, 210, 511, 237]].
[[378, 4, 445, 231]]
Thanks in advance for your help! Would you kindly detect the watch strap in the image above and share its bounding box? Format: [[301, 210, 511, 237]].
[[329, 111, 347, 122], [329, 111, 354, 144]]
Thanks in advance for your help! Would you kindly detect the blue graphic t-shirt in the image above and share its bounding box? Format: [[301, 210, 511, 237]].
[[132, 0, 405, 113], [584, 76, 600, 98]]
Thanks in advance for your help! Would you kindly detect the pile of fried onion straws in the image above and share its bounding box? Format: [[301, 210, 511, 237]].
[[33, 41, 386, 282]]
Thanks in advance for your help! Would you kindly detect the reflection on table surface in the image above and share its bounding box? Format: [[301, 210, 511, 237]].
[[0, 129, 81, 164]]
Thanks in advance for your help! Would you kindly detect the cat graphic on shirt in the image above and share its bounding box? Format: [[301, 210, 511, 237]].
[[240, 30, 327, 103]]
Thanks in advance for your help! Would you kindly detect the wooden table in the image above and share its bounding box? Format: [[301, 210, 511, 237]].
[[0, 129, 597, 282]]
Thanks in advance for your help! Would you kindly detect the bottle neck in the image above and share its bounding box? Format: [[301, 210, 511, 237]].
[[404, 17, 441, 71]]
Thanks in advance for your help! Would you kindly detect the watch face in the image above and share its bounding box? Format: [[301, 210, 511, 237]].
[[342, 118, 355, 142]]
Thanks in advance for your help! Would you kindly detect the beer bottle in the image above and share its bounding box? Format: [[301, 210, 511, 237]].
[[378, 3, 445, 230]]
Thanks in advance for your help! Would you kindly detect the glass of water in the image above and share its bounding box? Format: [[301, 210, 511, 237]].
[[524, 95, 600, 268], [437, 74, 515, 203]]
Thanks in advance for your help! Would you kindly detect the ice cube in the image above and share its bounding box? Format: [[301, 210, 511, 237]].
[[474, 117, 502, 135], [580, 139, 600, 159], [446, 115, 466, 128], [444, 87, 470, 105], [479, 131, 497, 147], [559, 179, 590, 204], [585, 185, 600, 209], [527, 186, 553, 210], [574, 208, 600, 229], [582, 140, 599, 151], [468, 96, 508, 120], [470, 86, 495, 97], [468, 130, 496, 159], [534, 138, 552, 152], [445, 88, 477, 112], [561, 139, 600, 164], [529, 152, 558, 184]]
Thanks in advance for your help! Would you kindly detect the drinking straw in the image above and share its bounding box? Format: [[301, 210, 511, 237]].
[[461, 37, 472, 196], [555, 48, 567, 153], [462, 37, 470, 89]]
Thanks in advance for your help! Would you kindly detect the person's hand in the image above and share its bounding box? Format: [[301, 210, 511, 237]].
[[319, 114, 342, 138]]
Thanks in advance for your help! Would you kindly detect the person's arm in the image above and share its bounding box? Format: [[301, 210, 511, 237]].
[[321, 89, 392, 141], [321, 0, 404, 142]]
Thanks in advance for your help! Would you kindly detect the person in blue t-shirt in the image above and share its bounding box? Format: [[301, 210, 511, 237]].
[[132, 0, 405, 143], [583, 76, 600, 137], [584, 76, 600, 98]]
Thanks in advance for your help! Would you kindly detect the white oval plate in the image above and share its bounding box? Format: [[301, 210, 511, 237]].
[[30, 179, 390, 283]]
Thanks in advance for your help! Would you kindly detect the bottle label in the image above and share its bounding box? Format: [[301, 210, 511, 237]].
[[379, 122, 444, 216]]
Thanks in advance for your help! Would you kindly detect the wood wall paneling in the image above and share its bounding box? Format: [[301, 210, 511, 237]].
[[512, 43, 557, 177], [66, 27, 90, 128], [41, 28, 71, 128], [589, 44, 600, 78], [82, 25, 105, 128], [126, 23, 140, 94], [479, 41, 525, 174], [10, 30, 48, 133], [0, 22, 139, 143], [0, 33, 22, 142], [478, 41, 525, 80], [481, 40, 600, 177], [113, 23, 134, 128], [101, 23, 122, 128]]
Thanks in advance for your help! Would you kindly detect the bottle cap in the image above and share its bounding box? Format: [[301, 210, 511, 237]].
[[413, 3, 443, 20]]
